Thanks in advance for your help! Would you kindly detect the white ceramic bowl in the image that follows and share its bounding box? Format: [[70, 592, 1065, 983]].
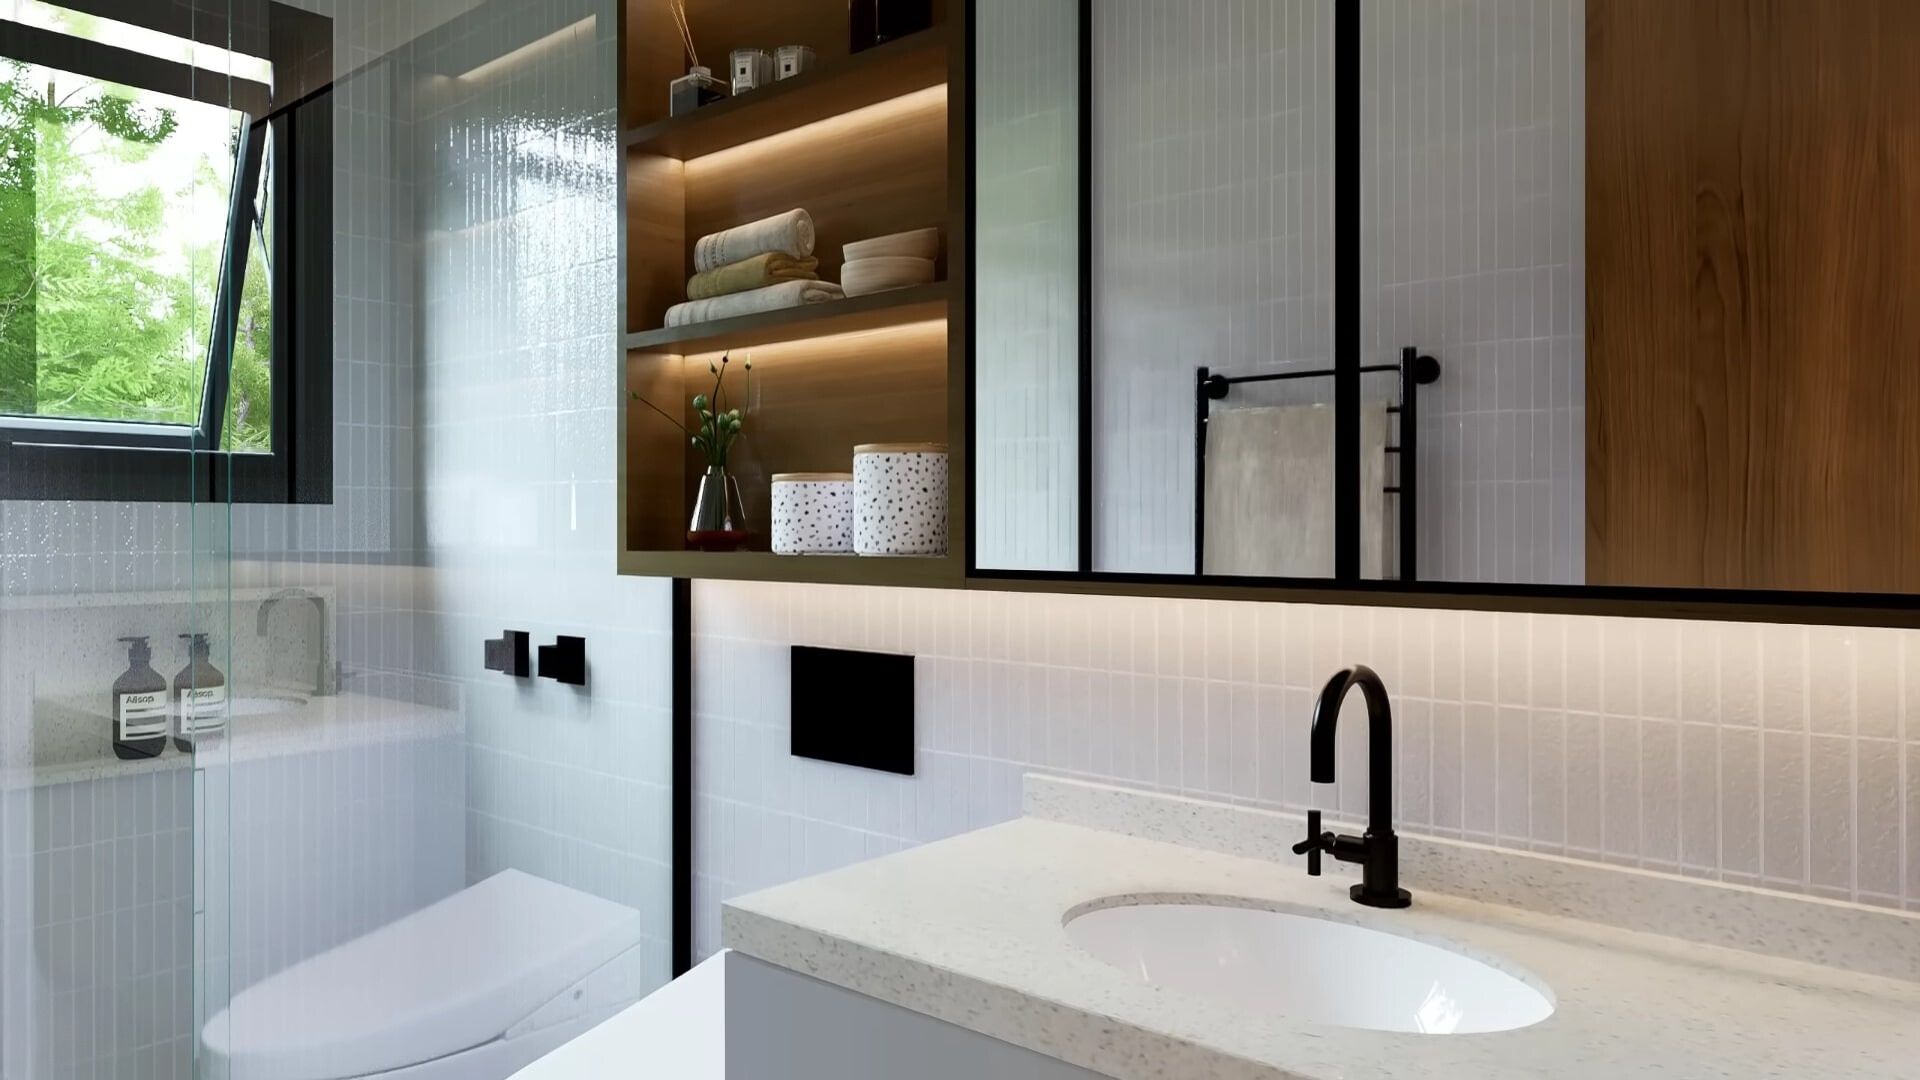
[[842, 226, 940, 262], [841, 256, 935, 297]]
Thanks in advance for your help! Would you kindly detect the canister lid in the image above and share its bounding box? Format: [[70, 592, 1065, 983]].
[[772, 472, 853, 482], [853, 442, 948, 455]]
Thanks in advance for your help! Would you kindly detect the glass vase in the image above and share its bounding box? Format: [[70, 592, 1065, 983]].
[[689, 464, 748, 547]]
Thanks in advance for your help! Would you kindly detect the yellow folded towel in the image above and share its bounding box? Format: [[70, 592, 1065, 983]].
[[686, 252, 820, 301]]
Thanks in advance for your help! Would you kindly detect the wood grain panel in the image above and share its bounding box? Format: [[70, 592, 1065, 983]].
[[627, 349, 692, 550], [1587, 0, 1920, 592], [683, 86, 949, 286], [627, 151, 687, 333]]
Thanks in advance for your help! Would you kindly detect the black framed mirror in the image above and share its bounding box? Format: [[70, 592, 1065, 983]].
[[969, 0, 1920, 622]]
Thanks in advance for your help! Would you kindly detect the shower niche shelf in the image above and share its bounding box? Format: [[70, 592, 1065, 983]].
[[616, 0, 967, 586]]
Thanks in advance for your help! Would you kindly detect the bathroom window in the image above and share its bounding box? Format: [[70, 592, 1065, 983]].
[[0, 0, 332, 503]]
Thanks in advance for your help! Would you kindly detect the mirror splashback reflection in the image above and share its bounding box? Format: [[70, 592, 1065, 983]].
[[974, 0, 1919, 596]]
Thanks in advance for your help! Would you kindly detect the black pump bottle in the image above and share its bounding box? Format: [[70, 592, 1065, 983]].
[[111, 636, 168, 759]]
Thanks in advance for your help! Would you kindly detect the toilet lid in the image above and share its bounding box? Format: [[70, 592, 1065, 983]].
[[204, 869, 643, 1080]]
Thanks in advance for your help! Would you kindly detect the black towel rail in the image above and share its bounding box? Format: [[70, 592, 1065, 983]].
[[1192, 347, 1441, 581]]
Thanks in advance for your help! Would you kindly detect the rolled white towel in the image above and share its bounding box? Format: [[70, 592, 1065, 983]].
[[663, 279, 846, 327], [693, 208, 816, 272]]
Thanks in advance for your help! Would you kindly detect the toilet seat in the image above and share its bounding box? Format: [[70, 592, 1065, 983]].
[[204, 869, 644, 1080]]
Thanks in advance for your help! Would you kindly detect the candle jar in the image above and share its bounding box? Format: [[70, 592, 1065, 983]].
[[730, 48, 774, 95]]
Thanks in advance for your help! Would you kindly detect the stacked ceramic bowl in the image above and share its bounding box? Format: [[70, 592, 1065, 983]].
[[840, 227, 939, 297]]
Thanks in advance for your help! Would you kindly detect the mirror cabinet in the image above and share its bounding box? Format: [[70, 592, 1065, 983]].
[[619, 0, 1920, 619]]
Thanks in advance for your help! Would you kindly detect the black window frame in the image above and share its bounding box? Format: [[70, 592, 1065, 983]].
[[0, 11, 332, 505]]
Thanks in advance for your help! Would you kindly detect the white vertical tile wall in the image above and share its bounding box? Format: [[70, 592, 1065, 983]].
[[1361, 0, 1584, 584], [408, 0, 676, 991], [691, 580, 1920, 961], [1090, 0, 1335, 573], [974, 0, 1080, 572], [3, 771, 197, 1079]]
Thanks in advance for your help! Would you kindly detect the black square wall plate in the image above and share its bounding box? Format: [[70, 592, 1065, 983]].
[[790, 645, 915, 776]]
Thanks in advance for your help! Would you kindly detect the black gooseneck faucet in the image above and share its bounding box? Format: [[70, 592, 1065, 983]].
[[1289, 665, 1412, 908]]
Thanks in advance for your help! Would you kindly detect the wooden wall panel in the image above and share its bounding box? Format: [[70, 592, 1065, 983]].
[[627, 350, 692, 550], [1587, 0, 1920, 592], [627, 152, 688, 334]]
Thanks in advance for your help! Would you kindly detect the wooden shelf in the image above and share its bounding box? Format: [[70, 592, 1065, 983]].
[[624, 282, 949, 353], [618, 549, 960, 587], [623, 28, 949, 161]]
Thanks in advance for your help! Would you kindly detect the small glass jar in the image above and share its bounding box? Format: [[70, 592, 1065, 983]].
[[774, 45, 816, 81], [729, 48, 773, 95]]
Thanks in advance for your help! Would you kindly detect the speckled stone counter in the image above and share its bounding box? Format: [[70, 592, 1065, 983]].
[[723, 776, 1920, 1080]]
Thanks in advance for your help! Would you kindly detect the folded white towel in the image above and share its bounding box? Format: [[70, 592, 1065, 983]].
[[693, 208, 816, 272], [664, 279, 846, 327]]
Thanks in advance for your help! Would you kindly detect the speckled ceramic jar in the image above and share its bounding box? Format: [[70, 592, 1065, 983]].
[[853, 443, 948, 556], [771, 472, 855, 554]]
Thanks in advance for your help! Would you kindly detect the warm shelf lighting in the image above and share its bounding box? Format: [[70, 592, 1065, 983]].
[[457, 14, 597, 82], [685, 83, 948, 174], [680, 318, 947, 365]]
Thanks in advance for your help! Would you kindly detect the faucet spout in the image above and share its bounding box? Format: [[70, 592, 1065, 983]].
[[1309, 664, 1396, 836], [1297, 664, 1411, 909], [257, 588, 334, 696]]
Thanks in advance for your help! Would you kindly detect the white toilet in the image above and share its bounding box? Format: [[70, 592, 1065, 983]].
[[204, 869, 645, 1080]]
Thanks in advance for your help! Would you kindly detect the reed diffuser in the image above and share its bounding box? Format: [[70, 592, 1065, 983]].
[[666, 0, 726, 116]]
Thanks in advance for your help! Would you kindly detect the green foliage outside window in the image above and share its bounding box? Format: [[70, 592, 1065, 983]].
[[0, 58, 273, 451]]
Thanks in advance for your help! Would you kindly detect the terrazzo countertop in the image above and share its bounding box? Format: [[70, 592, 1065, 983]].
[[17, 689, 462, 787], [723, 777, 1920, 1079]]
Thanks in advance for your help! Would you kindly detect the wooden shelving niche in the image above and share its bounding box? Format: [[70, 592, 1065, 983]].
[[616, 0, 968, 584]]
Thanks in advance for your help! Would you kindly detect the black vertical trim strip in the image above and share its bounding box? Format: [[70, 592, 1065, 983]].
[[267, 110, 295, 463], [964, 0, 979, 575], [1076, 0, 1094, 573], [1193, 367, 1209, 575], [1400, 347, 1418, 582], [672, 577, 692, 977], [288, 90, 335, 505], [1334, 0, 1360, 582]]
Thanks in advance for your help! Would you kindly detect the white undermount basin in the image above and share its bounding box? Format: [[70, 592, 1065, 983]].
[[1064, 899, 1555, 1035]]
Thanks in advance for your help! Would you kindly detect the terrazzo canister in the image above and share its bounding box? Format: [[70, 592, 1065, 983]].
[[771, 472, 855, 554], [853, 443, 948, 556]]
